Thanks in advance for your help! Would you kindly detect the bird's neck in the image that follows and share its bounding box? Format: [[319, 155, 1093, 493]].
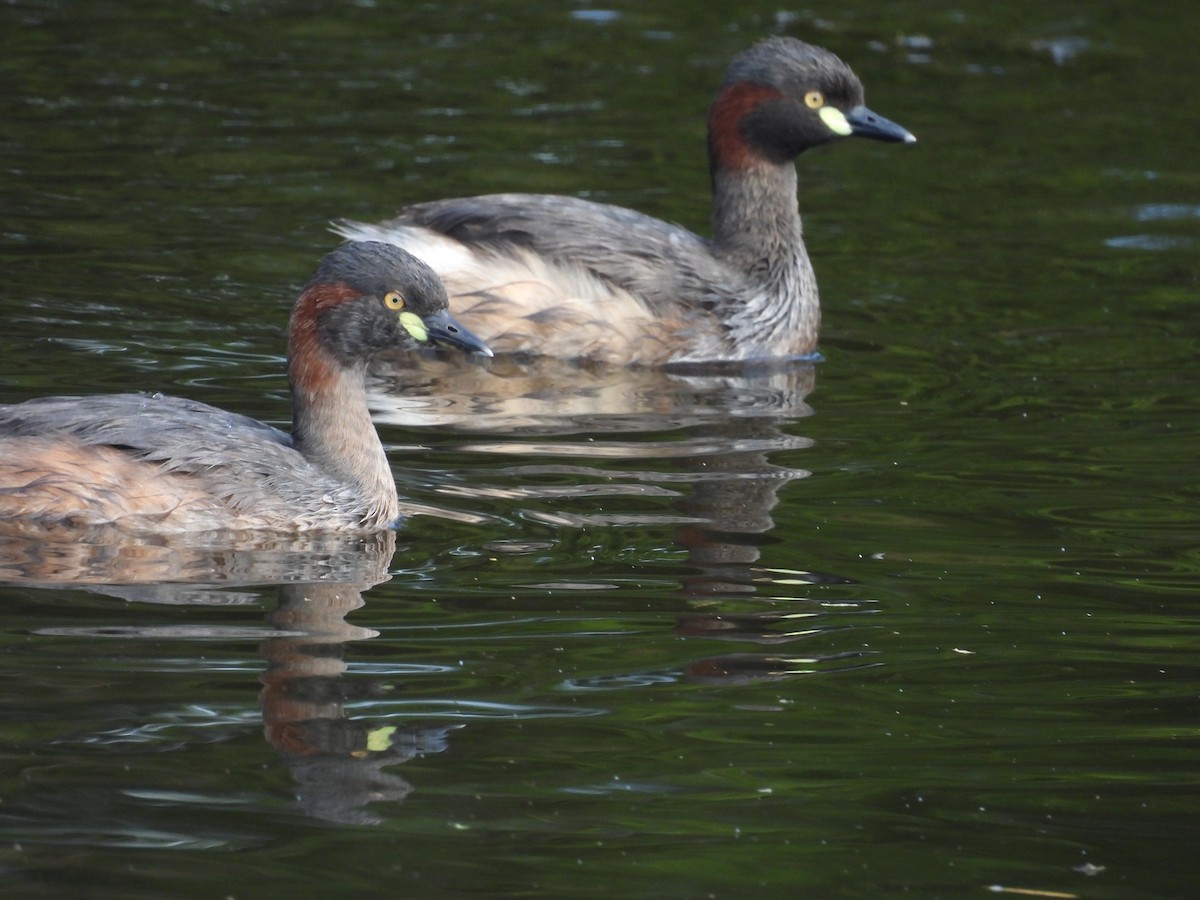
[[710, 162, 819, 357], [287, 343, 398, 529]]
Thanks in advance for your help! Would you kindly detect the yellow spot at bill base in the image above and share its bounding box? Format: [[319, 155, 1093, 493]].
[[818, 105, 853, 136], [399, 311, 428, 342], [366, 725, 397, 752]]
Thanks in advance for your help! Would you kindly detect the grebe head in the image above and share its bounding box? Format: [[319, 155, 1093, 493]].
[[295, 241, 492, 367]]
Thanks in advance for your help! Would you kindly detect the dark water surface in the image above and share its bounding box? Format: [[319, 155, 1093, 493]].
[[2, 1, 1198, 897]]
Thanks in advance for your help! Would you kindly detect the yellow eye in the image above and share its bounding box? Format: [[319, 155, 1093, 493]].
[[804, 90, 824, 109], [384, 291, 405, 310]]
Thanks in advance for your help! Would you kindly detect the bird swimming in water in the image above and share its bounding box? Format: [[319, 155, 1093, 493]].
[[333, 36, 915, 366], [0, 241, 490, 534]]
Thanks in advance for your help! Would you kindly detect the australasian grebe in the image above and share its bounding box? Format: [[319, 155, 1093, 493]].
[[334, 37, 915, 366], [0, 241, 490, 534]]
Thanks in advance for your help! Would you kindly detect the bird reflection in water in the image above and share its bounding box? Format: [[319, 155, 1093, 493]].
[[369, 354, 877, 685], [7, 528, 457, 826], [258, 533, 459, 826]]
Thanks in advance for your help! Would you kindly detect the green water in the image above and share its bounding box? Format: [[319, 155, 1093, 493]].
[[1, 1, 1198, 897]]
